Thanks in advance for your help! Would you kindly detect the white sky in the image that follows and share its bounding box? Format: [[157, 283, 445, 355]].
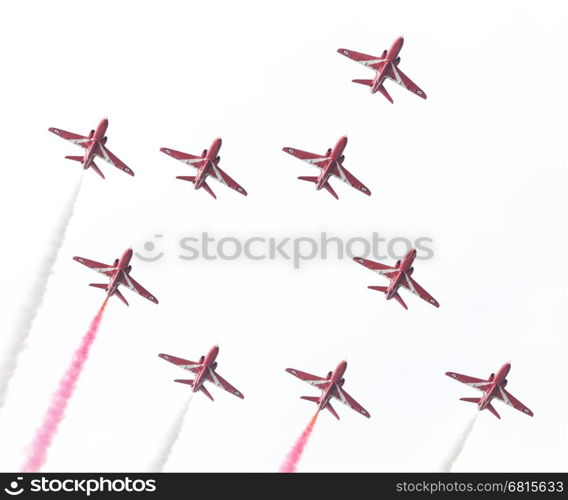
[[0, 0, 566, 472]]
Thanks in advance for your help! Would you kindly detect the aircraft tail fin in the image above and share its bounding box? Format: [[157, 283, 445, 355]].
[[460, 397, 500, 418], [377, 84, 394, 103], [325, 402, 340, 420], [200, 181, 217, 199], [114, 289, 129, 306], [392, 292, 408, 310], [368, 286, 408, 309], [66, 156, 105, 179], [352, 79, 373, 86], [90, 162, 105, 179], [486, 403, 501, 419], [176, 176, 217, 199], [322, 182, 338, 199], [200, 385, 214, 401], [298, 177, 339, 199]]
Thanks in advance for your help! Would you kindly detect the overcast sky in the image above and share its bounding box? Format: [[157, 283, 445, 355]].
[[0, 0, 566, 472]]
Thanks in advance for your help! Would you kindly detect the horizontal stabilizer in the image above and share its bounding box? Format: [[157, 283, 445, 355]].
[[175, 379, 194, 386], [368, 286, 388, 293], [352, 79, 373, 86], [460, 397, 481, 404], [300, 396, 320, 403], [89, 283, 108, 290], [176, 176, 196, 183], [65, 156, 84, 162], [297, 176, 319, 183]]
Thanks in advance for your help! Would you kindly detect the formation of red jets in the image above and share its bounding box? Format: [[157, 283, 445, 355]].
[[51, 37, 532, 438]]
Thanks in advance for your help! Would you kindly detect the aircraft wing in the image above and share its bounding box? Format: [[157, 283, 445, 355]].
[[209, 164, 247, 196], [96, 145, 135, 176], [285, 368, 331, 390], [445, 372, 492, 392], [160, 147, 207, 169], [207, 369, 244, 399], [282, 147, 329, 168], [353, 257, 398, 279], [49, 127, 91, 148], [333, 385, 371, 418], [387, 65, 427, 99], [337, 48, 386, 71], [494, 387, 534, 417], [333, 165, 371, 196], [158, 353, 202, 373], [120, 273, 159, 304], [73, 256, 116, 277], [400, 273, 440, 307]]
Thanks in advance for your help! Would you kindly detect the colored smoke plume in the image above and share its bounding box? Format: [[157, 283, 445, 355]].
[[279, 411, 320, 473], [150, 394, 193, 472], [440, 413, 478, 472], [20, 298, 108, 472], [0, 179, 82, 411]]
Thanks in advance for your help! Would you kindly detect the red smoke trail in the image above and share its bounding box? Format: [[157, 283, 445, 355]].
[[279, 411, 320, 473], [20, 299, 109, 472]]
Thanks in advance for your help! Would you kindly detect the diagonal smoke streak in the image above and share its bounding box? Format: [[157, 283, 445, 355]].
[[0, 178, 83, 411], [21, 298, 108, 472], [440, 413, 478, 472], [279, 411, 320, 473], [150, 394, 194, 472]]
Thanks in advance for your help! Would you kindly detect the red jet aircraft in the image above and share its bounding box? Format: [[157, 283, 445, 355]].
[[282, 136, 371, 199], [73, 248, 158, 306], [354, 248, 439, 309], [446, 363, 534, 419], [159, 345, 244, 401], [286, 360, 370, 419], [337, 36, 426, 103], [48, 118, 134, 179], [160, 137, 247, 199]]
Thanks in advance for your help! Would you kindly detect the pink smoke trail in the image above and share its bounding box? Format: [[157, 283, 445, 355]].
[[279, 411, 320, 473], [20, 299, 109, 472]]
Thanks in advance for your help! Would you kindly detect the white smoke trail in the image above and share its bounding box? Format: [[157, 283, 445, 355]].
[[439, 413, 479, 472], [0, 178, 82, 411], [150, 394, 193, 472]]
